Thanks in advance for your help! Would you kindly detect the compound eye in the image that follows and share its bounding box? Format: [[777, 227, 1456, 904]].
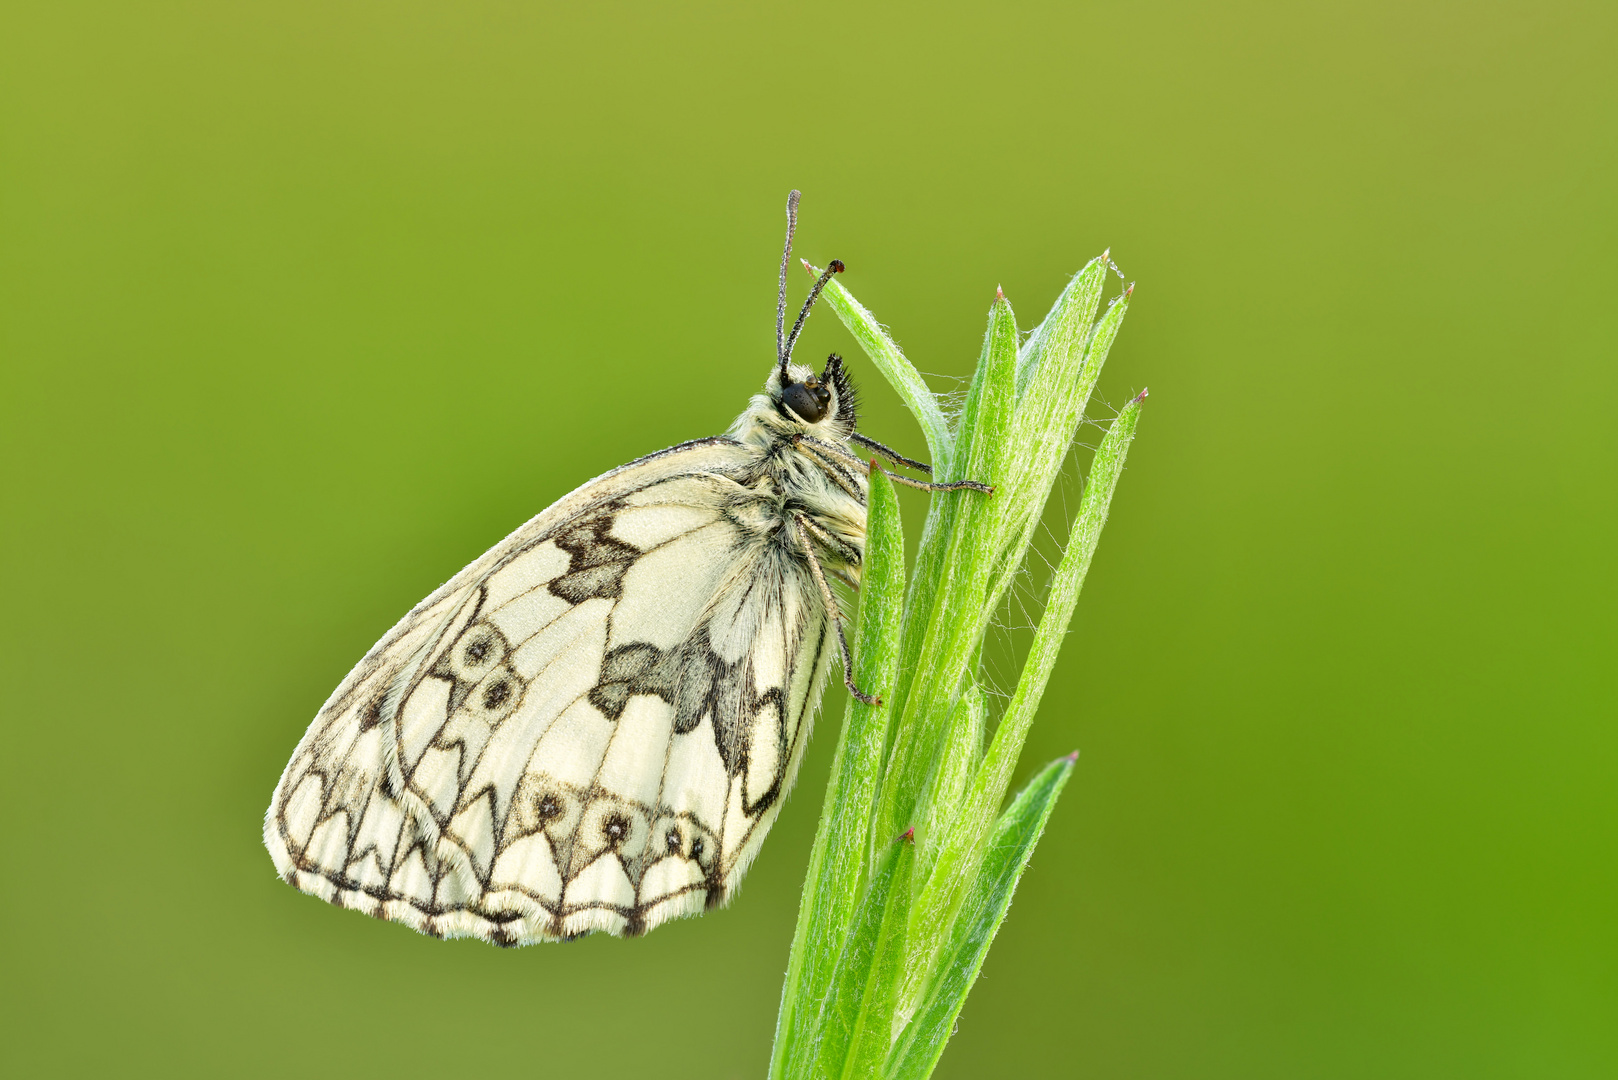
[[782, 381, 829, 423]]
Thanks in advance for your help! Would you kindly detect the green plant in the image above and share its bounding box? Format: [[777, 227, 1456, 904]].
[[768, 254, 1144, 1079]]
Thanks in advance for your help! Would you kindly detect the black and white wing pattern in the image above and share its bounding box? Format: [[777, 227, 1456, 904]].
[[264, 437, 838, 943]]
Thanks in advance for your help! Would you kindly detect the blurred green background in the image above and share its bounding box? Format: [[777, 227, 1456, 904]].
[[3, 1, 1613, 1076]]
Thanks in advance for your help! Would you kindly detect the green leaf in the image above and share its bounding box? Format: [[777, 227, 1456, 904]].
[[916, 683, 985, 882], [974, 390, 1143, 826], [899, 391, 1144, 1025], [811, 273, 969, 817], [771, 469, 906, 1080], [814, 832, 917, 1080], [952, 289, 1019, 492], [987, 261, 1117, 621], [815, 270, 954, 472], [875, 291, 1017, 854], [885, 756, 1077, 1080], [1015, 256, 1106, 404]]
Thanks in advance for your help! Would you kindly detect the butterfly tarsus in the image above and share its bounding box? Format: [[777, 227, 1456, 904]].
[[793, 514, 882, 708]]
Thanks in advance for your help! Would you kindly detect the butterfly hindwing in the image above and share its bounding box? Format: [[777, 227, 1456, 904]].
[[265, 437, 836, 943]]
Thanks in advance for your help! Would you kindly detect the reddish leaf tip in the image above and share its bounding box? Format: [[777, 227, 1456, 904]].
[[900, 828, 916, 844], [995, 284, 1006, 301], [1131, 386, 1150, 404], [1124, 281, 1135, 298], [1066, 750, 1080, 763]]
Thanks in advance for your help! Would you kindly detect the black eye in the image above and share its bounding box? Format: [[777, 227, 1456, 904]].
[[783, 381, 830, 423]]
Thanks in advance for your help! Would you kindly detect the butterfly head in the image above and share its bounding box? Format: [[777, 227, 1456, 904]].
[[770, 353, 858, 431]]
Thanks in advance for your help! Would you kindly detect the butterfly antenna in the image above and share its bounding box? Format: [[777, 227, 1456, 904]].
[[777, 190, 801, 382], [783, 258, 844, 368]]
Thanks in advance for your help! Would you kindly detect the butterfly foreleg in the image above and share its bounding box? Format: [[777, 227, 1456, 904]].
[[794, 433, 995, 496], [876, 468, 994, 495], [848, 431, 931, 473], [792, 512, 882, 708]]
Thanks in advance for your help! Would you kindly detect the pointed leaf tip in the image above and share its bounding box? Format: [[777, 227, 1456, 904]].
[[1131, 386, 1149, 403], [995, 284, 1006, 301], [799, 257, 814, 274], [901, 827, 916, 843], [1124, 281, 1135, 298], [1066, 750, 1080, 763]]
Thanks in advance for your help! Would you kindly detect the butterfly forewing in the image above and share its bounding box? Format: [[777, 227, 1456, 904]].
[[265, 436, 838, 943]]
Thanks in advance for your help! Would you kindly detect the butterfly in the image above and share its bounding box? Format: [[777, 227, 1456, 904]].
[[263, 192, 990, 944]]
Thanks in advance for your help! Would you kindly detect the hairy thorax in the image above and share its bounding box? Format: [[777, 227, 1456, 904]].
[[718, 443, 866, 590]]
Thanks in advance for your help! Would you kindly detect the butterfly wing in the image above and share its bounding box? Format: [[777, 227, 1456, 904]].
[[264, 437, 837, 943]]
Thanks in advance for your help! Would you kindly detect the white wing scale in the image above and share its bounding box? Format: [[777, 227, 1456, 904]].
[[264, 438, 839, 943]]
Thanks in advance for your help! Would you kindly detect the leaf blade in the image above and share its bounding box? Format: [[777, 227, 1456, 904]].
[[886, 756, 1077, 1080], [876, 292, 1018, 852], [975, 390, 1143, 826], [770, 470, 907, 1080], [901, 392, 1144, 1024], [815, 271, 953, 472], [821, 834, 916, 1080]]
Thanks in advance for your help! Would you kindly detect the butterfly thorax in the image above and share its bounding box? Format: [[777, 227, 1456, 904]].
[[726, 362, 867, 584]]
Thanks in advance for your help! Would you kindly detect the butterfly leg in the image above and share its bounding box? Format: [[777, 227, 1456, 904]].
[[796, 433, 994, 496], [795, 508, 864, 566], [793, 514, 882, 707], [877, 469, 994, 495], [849, 431, 932, 473]]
